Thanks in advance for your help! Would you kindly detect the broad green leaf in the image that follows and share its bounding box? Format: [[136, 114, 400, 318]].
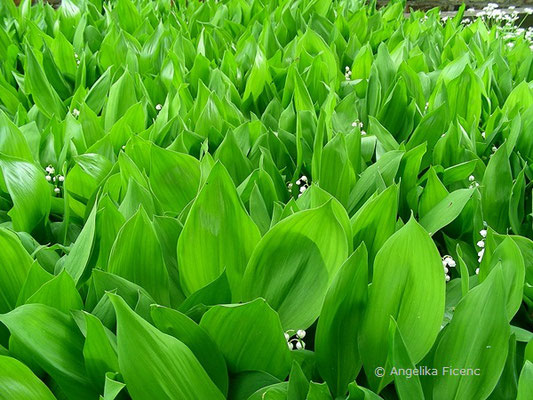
[[241, 201, 350, 330], [0, 154, 51, 233], [0, 355, 56, 400], [26, 269, 83, 313], [517, 361, 533, 400], [432, 265, 509, 400], [228, 371, 280, 400], [63, 202, 97, 284], [287, 361, 309, 400], [108, 293, 225, 400], [24, 45, 65, 119], [0, 304, 99, 400], [108, 206, 170, 305], [482, 144, 512, 233], [419, 188, 475, 235], [81, 312, 119, 389], [151, 305, 229, 395], [149, 145, 201, 215], [104, 69, 137, 132], [200, 299, 291, 380], [388, 318, 425, 400], [419, 167, 448, 218], [360, 217, 445, 391], [178, 162, 260, 297], [316, 243, 368, 397], [351, 185, 398, 267], [0, 110, 33, 162], [0, 227, 33, 313], [318, 132, 356, 207], [478, 237, 525, 321]]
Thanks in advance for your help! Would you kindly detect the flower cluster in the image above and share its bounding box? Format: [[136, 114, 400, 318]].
[[288, 175, 309, 198], [351, 119, 366, 135], [344, 66, 352, 80], [468, 175, 480, 189], [285, 329, 306, 350], [442, 255, 456, 282], [72, 108, 80, 118], [75, 52, 80, 67], [475, 225, 487, 274], [45, 165, 64, 196]]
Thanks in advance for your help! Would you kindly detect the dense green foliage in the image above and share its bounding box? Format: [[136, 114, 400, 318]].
[[0, 0, 532, 399]]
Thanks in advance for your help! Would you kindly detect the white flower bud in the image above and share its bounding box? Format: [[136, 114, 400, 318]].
[[448, 259, 456, 268], [296, 179, 301, 185], [445, 275, 450, 282], [345, 66, 350, 72], [477, 240, 485, 248], [295, 341, 302, 350], [299, 186, 306, 193], [468, 175, 475, 182], [288, 342, 293, 350], [477, 248, 485, 262], [444, 267, 449, 274], [480, 229, 487, 237], [296, 329, 306, 339], [54, 187, 60, 194], [301, 176, 307, 182], [45, 175, 52, 182], [360, 130, 367, 136], [156, 104, 163, 111], [58, 175, 65, 182], [284, 333, 290, 340], [475, 268, 480, 275]]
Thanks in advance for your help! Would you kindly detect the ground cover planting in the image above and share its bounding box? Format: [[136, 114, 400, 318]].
[[0, 0, 532, 399]]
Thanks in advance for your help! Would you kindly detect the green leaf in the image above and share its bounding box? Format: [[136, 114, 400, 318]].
[[0, 154, 51, 233], [149, 145, 201, 215], [419, 188, 475, 235], [478, 237, 525, 321], [0, 355, 57, 400], [0, 228, 33, 313], [63, 202, 97, 284], [432, 265, 510, 400], [108, 293, 225, 400], [287, 361, 309, 400], [241, 201, 350, 330], [228, 371, 280, 400], [0, 304, 99, 400], [388, 318, 425, 400], [517, 361, 533, 400], [104, 69, 137, 131], [79, 311, 119, 388], [360, 217, 445, 391], [151, 305, 229, 395], [100, 372, 126, 400], [351, 185, 398, 267], [482, 144, 512, 233], [315, 243, 368, 397], [24, 45, 65, 119], [26, 270, 83, 313], [178, 162, 260, 297], [200, 299, 291, 380], [108, 206, 170, 305]]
